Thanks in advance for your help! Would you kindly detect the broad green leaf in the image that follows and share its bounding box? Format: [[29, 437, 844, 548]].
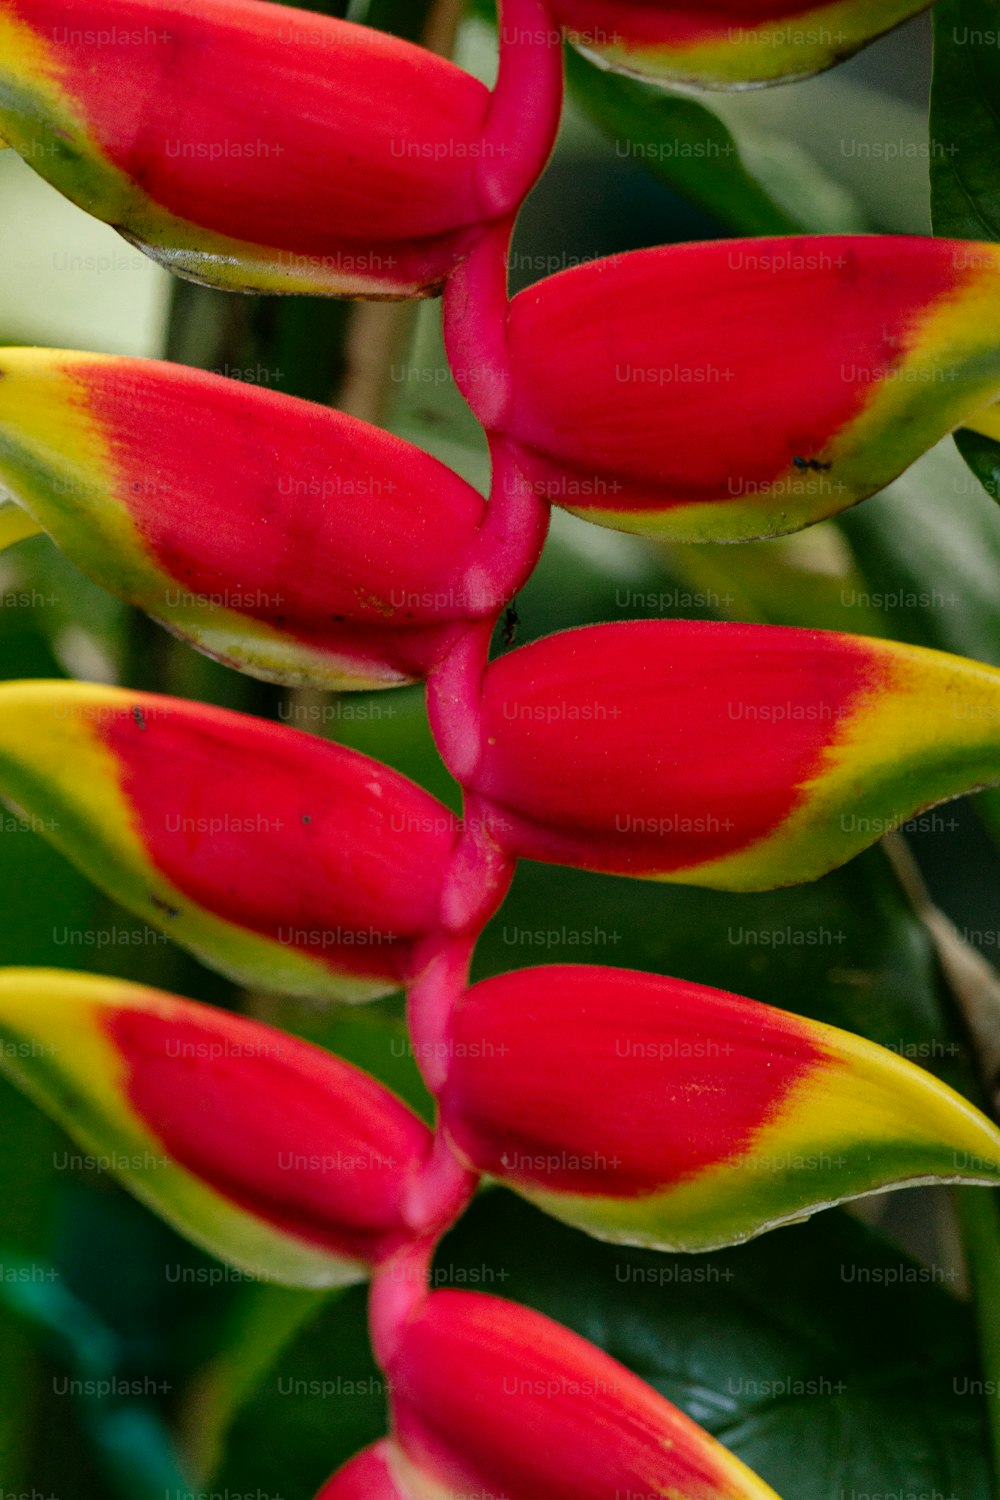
[[931, 0, 1000, 242], [567, 45, 864, 235], [212, 1284, 387, 1500], [181, 1285, 335, 1481], [564, 48, 806, 237], [434, 1192, 989, 1500]]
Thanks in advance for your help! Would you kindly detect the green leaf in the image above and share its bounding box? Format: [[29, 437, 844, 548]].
[[180, 1285, 334, 1481], [931, 0, 1000, 242], [838, 442, 1000, 668], [564, 48, 806, 236], [0, 1239, 190, 1500], [435, 1192, 990, 1500], [931, 0, 1000, 498], [0, 1093, 56, 1488], [210, 1285, 387, 1500], [954, 426, 1000, 514], [0, 546, 113, 1493]]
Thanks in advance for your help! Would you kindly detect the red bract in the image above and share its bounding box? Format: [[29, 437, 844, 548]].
[[0, 350, 546, 688], [543, 0, 933, 88], [0, 0, 562, 294], [108, 1004, 432, 1265], [430, 619, 1000, 891], [380, 1286, 781, 1500], [446, 235, 1000, 540], [0, 971, 475, 1286], [436, 965, 1000, 1250], [0, 681, 493, 1000], [315, 1444, 404, 1499]]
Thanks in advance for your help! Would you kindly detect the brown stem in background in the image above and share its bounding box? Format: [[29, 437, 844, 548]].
[[336, 0, 467, 423], [884, 831, 1000, 1115]]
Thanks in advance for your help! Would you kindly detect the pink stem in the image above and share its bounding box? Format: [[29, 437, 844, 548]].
[[443, 215, 516, 432], [407, 810, 515, 1093], [441, 792, 517, 935], [473, 431, 550, 606], [369, 1238, 436, 1371], [425, 616, 493, 784], [365, 0, 565, 1398], [404, 1130, 477, 1236], [480, 0, 565, 217], [406, 933, 476, 1093]]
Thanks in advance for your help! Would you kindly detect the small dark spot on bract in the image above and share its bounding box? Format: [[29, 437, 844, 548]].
[[792, 455, 832, 473], [132, 706, 147, 730], [150, 894, 180, 919], [301, 813, 312, 825]]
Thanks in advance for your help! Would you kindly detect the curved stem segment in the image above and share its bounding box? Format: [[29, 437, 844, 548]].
[[480, 0, 565, 217], [366, 0, 562, 1419], [443, 215, 516, 431], [369, 1239, 436, 1371], [425, 616, 493, 785], [407, 812, 515, 1093], [405, 1129, 477, 1238], [407, 935, 477, 1094], [473, 431, 551, 606]]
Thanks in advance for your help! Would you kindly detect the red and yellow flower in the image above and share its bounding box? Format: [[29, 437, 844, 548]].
[[447, 236, 1000, 541], [0, 969, 474, 1286], [0, 349, 544, 688], [0, 0, 560, 294], [433, 619, 1000, 891], [437, 964, 1000, 1251], [377, 1284, 783, 1499], [544, 0, 933, 89], [0, 680, 476, 1000]]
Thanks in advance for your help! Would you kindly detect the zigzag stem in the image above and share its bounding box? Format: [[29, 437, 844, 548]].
[[364, 6, 557, 1365], [405, 782, 518, 1095], [411, 457, 540, 1090], [443, 216, 517, 431]]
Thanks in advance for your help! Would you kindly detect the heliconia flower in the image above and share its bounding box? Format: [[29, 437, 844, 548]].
[[381, 1286, 782, 1500], [430, 618, 1000, 891], [543, 0, 932, 89], [0, 679, 477, 1001], [315, 1443, 406, 1500], [0, 969, 475, 1286], [0, 349, 545, 689], [437, 964, 1000, 1252], [0, 0, 562, 296], [445, 235, 1000, 542]]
